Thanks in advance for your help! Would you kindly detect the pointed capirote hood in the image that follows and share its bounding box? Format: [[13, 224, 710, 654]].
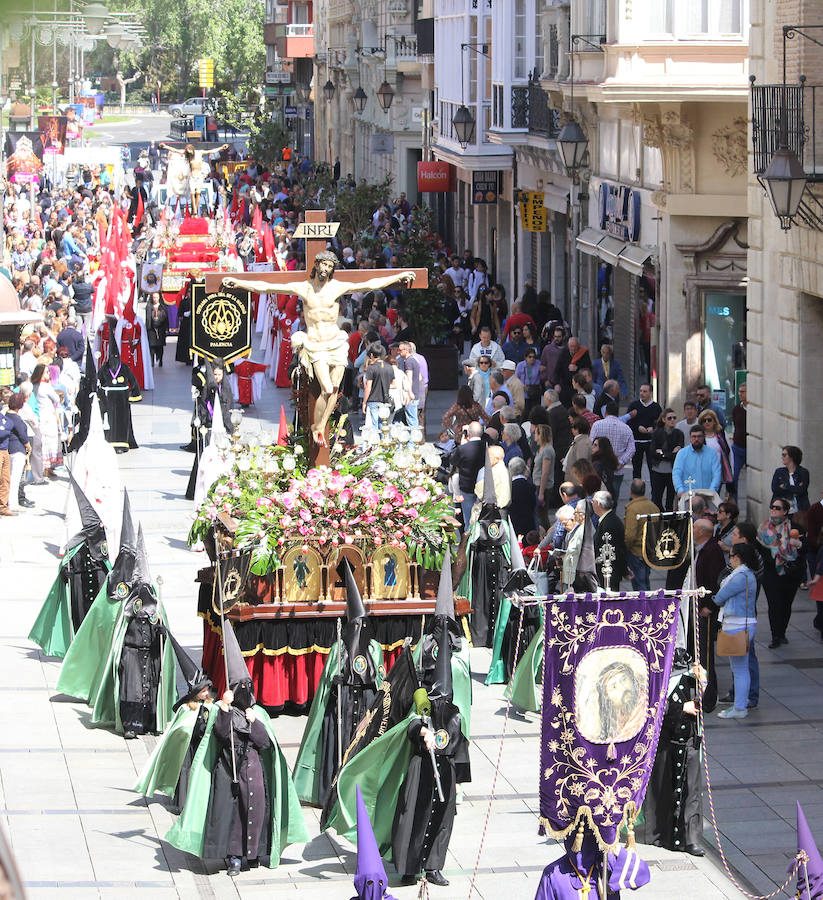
[[132, 523, 152, 587], [68, 468, 103, 533], [84, 339, 97, 382], [106, 318, 121, 368], [108, 489, 138, 592], [793, 801, 823, 899], [339, 557, 367, 622], [434, 550, 455, 619], [575, 499, 598, 591], [65, 469, 107, 554], [428, 620, 453, 702], [481, 446, 498, 507], [221, 617, 252, 693], [352, 784, 397, 900], [168, 632, 212, 711], [503, 520, 536, 594]]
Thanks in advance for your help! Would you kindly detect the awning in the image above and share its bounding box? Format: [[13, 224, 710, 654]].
[[575, 228, 656, 275], [541, 183, 570, 214], [617, 243, 655, 276]]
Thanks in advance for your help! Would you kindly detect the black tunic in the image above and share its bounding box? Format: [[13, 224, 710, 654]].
[[64, 542, 110, 633], [316, 644, 377, 809], [391, 700, 469, 877], [176, 287, 194, 363], [97, 362, 141, 451], [468, 523, 508, 648], [636, 673, 702, 851], [185, 381, 234, 500], [119, 614, 163, 734], [203, 707, 271, 860]]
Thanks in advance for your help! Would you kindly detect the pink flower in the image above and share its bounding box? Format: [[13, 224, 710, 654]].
[[280, 493, 297, 511], [405, 507, 419, 519], [409, 486, 428, 505], [339, 488, 353, 506], [281, 514, 293, 527], [299, 508, 312, 522], [380, 503, 393, 517], [298, 524, 309, 536]]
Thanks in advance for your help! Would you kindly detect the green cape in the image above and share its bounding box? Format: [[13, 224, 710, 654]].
[[56, 577, 121, 702], [164, 705, 309, 863], [292, 638, 384, 805], [505, 627, 544, 713], [28, 544, 108, 659], [88, 600, 177, 735], [134, 703, 215, 797], [324, 640, 472, 853]]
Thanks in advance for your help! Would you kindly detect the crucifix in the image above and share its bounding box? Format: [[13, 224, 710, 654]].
[[596, 535, 616, 590], [212, 210, 429, 467]]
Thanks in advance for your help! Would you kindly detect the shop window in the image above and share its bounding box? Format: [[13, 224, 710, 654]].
[[703, 291, 746, 424]]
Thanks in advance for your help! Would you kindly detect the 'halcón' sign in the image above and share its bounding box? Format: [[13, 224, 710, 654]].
[[191, 283, 252, 364]]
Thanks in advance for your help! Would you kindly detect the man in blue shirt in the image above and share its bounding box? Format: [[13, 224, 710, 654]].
[[672, 425, 722, 499]]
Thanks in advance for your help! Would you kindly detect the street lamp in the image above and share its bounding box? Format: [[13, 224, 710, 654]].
[[104, 23, 123, 48], [323, 79, 335, 101], [82, 2, 108, 35], [757, 141, 808, 230], [376, 79, 394, 112], [556, 118, 589, 177], [353, 86, 367, 113], [452, 104, 475, 149]]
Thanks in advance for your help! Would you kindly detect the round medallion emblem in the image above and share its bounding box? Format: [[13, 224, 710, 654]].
[[353, 654, 368, 675], [434, 729, 450, 750]]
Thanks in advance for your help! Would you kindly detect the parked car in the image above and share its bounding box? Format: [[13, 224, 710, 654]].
[[168, 97, 210, 118]]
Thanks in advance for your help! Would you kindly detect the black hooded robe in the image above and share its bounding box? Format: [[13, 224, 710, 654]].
[[185, 375, 234, 500], [391, 700, 468, 877], [203, 705, 272, 861], [98, 360, 141, 451], [176, 284, 194, 363], [173, 703, 212, 812], [119, 609, 164, 734], [65, 541, 111, 633], [468, 512, 509, 648], [315, 641, 378, 809], [636, 671, 703, 852]]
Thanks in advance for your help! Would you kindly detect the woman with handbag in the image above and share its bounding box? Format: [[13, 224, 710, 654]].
[[714, 542, 759, 719]]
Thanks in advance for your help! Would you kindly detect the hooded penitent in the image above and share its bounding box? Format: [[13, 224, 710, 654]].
[[67, 341, 98, 453], [503, 519, 536, 595], [108, 488, 137, 598], [351, 784, 398, 900], [169, 632, 213, 712], [221, 617, 255, 710], [97, 318, 141, 452], [793, 802, 823, 900], [339, 557, 375, 685], [478, 446, 499, 519], [66, 469, 109, 560]]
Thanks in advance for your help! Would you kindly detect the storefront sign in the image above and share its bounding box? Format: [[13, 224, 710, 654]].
[[519, 190, 548, 232], [472, 170, 499, 204], [417, 160, 456, 193], [191, 284, 253, 363], [598, 182, 641, 242]]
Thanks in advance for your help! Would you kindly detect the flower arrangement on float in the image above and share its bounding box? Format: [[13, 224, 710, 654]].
[[188, 435, 457, 576]]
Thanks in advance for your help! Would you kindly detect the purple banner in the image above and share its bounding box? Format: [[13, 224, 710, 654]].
[[539, 591, 680, 850]]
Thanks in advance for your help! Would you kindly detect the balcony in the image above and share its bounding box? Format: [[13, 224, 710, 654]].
[[265, 22, 315, 59], [511, 81, 560, 137]]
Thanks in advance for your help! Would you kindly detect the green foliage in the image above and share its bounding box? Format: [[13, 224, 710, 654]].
[[247, 114, 289, 168], [331, 176, 393, 247]]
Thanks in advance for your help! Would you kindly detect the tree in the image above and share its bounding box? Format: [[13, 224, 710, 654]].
[[331, 176, 393, 248], [247, 114, 289, 168]]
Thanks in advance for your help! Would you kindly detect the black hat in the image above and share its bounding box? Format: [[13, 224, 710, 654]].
[[428, 621, 453, 703], [221, 618, 254, 700], [434, 550, 455, 620], [503, 520, 536, 594], [66, 468, 108, 556], [481, 447, 498, 507], [132, 523, 152, 587], [106, 321, 121, 368], [168, 632, 212, 711], [339, 557, 367, 622], [108, 489, 138, 598]]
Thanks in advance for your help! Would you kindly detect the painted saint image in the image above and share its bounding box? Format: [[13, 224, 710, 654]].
[[575, 647, 649, 745], [383, 553, 397, 587], [293, 553, 310, 589]]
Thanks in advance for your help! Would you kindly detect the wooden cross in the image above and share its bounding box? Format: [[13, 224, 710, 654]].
[[207, 209, 430, 467], [204, 209, 429, 293]]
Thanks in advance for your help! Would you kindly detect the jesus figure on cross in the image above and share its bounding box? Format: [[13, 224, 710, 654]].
[[223, 251, 416, 446]]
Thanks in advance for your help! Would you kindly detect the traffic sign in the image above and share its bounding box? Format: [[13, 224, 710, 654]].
[[266, 71, 290, 84]]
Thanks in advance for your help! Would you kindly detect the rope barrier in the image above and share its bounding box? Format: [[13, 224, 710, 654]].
[[697, 695, 808, 899]]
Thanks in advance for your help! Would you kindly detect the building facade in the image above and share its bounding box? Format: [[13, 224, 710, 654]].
[[313, 0, 428, 199], [746, 0, 823, 518]]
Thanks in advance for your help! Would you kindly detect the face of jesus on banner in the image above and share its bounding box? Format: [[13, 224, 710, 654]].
[[575, 648, 649, 745]]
